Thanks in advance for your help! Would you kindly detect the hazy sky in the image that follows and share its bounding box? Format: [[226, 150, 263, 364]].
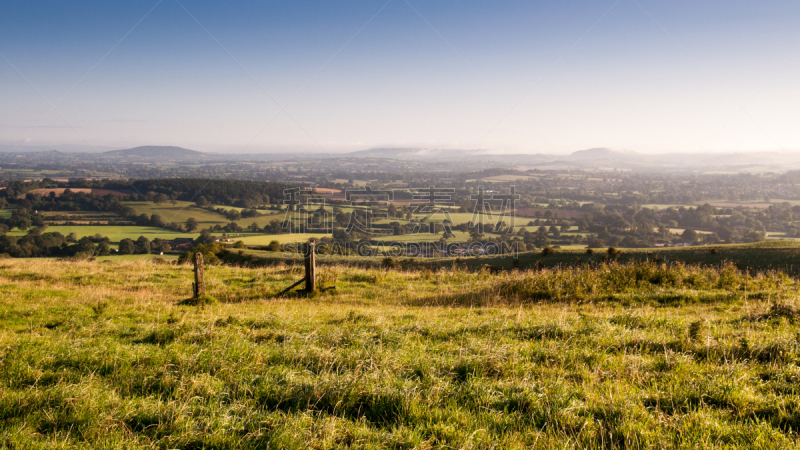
[[1, 0, 799, 154]]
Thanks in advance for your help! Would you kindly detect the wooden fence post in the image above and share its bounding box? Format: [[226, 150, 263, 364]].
[[193, 252, 205, 297], [304, 241, 316, 293], [275, 240, 317, 297]]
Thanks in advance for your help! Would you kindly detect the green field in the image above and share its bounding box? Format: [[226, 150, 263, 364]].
[[236, 233, 334, 246], [373, 230, 472, 242], [2, 258, 800, 447], [126, 201, 233, 227], [96, 254, 180, 262], [7, 225, 195, 244], [127, 201, 292, 230]]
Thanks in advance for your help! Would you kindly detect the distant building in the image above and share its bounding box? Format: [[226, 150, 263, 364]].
[[169, 238, 195, 251]]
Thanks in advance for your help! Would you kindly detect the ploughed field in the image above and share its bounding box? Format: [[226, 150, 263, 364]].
[[1, 259, 800, 448]]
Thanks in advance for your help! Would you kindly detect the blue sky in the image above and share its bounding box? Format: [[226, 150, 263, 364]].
[[1, 0, 799, 154]]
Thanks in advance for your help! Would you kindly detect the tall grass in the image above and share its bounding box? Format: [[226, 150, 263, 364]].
[[0, 258, 799, 448]]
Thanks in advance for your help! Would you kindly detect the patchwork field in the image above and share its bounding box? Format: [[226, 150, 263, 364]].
[[2, 258, 800, 447]]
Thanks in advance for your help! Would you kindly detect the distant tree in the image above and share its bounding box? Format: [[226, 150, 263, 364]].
[[241, 208, 259, 218], [153, 193, 169, 204], [119, 238, 135, 255], [225, 209, 242, 221], [533, 234, 550, 248], [66, 232, 78, 242], [195, 229, 215, 245], [586, 238, 605, 249], [195, 196, 208, 207], [149, 214, 165, 228], [97, 241, 111, 256], [233, 240, 245, 249], [267, 240, 281, 252], [72, 237, 97, 257], [135, 236, 151, 254], [150, 238, 170, 253], [185, 217, 198, 233], [8, 209, 31, 230], [681, 228, 698, 243]]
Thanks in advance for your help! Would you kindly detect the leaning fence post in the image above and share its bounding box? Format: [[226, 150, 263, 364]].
[[304, 241, 316, 293], [193, 252, 205, 297]]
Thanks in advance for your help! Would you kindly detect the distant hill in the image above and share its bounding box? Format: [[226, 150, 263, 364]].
[[347, 147, 483, 159], [569, 148, 633, 160], [104, 146, 203, 158], [348, 148, 429, 157]]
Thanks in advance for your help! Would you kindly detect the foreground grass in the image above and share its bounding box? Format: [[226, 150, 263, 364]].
[[1, 259, 800, 448]]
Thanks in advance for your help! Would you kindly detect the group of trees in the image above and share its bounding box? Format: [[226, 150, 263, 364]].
[[117, 237, 171, 255], [0, 231, 112, 258], [124, 179, 286, 207]]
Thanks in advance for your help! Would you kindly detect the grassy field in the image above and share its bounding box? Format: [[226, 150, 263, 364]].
[[236, 233, 334, 246], [232, 241, 800, 280], [2, 258, 800, 447], [126, 201, 232, 227], [373, 231, 472, 242], [7, 225, 194, 244], [126, 201, 293, 230]]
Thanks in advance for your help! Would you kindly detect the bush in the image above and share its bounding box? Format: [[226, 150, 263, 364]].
[[178, 242, 225, 265], [587, 238, 605, 249]]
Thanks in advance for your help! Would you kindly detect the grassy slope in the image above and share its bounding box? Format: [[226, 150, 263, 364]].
[[1, 259, 800, 448], [228, 242, 800, 280]]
